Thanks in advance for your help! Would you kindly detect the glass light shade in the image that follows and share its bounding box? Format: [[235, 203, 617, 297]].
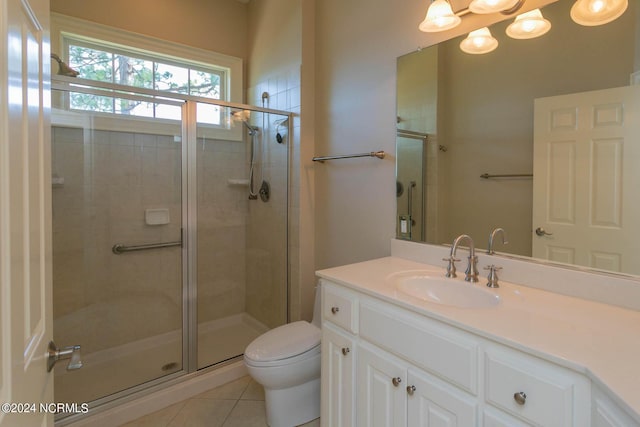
[[459, 27, 499, 54], [469, 0, 520, 14], [419, 0, 462, 32], [570, 0, 628, 26], [506, 9, 552, 39]]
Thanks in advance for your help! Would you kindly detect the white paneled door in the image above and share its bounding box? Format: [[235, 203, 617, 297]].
[[532, 85, 640, 275], [0, 0, 53, 426]]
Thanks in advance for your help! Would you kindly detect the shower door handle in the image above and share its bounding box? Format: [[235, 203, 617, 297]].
[[47, 341, 83, 372]]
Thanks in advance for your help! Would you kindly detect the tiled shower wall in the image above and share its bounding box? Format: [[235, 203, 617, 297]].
[[196, 136, 249, 324], [247, 65, 301, 327]]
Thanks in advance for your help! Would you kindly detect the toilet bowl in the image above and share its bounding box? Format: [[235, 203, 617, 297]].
[[244, 287, 322, 427]]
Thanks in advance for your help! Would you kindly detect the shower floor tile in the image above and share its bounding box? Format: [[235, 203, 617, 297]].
[[121, 376, 320, 427]]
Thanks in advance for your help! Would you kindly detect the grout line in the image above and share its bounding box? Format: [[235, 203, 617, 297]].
[[219, 398, 241, 427], [162, 400, 187, 427]]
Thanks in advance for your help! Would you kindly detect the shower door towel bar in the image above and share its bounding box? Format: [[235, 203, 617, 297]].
[[112, 240, 182, 255], [312, 151, 386, 162], [480, 173, 533, 179]]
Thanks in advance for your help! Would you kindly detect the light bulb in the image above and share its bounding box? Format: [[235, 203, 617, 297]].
[[589, 0, 605, 12], [469, 0, 520, 14]]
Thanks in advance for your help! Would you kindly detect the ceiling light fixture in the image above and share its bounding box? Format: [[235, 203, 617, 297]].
[[419, 0, 462, 32], [506, 9, 552, 39], [460, 27, 499, 54], [570, 0, 628, 26], [469, 0, 521, 14]]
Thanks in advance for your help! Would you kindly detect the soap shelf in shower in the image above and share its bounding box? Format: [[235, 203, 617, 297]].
[[227, 178, 250, 186]]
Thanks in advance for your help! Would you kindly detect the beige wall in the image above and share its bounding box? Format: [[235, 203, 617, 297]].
[[247, 0, 302, 85], [50, 0, 248, 59]]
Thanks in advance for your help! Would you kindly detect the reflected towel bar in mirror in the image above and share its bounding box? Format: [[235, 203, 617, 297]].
[[312, 151, 385, 162], [480, 173, 533, 179]]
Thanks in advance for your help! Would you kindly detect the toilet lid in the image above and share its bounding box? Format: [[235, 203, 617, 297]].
[[245, 321, 321, 362]]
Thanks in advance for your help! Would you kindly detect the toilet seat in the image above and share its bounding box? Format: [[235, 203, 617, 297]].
[[244, 321, 320, 367]]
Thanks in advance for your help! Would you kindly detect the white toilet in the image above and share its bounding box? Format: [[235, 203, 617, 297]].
[[244, 287, 322, 427]]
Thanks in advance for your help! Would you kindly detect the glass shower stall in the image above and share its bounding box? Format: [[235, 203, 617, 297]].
[[50, 78, 290, 418]]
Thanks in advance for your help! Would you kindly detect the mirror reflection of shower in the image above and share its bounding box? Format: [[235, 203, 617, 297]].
[[230, 110, 263, 200]]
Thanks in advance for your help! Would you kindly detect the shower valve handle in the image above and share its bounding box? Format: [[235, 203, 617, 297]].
[[47, 341, 83, 372]]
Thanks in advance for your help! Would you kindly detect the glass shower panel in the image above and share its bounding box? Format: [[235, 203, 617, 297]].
[[196, 105, 289, 369], [51, 89, 185, 404]]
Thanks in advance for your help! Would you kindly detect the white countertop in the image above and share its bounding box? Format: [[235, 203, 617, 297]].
[[316, 256, 640, 421]]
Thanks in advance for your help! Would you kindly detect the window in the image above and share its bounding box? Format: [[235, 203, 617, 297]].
[[51, 13, 243, 126], [66, 39, 225, 123]]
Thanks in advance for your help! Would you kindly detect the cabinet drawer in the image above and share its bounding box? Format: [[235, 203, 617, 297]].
[[485, 345, 590, 427], [322, 281, 358, 333], [359, 299, 478, 394]]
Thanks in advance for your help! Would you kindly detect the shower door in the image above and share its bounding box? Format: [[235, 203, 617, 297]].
[[51, 88, 186, 404], [194, 103, 290, 369]]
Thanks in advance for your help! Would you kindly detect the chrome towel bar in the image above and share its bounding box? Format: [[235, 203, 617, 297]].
[[480, 173, 533, 179], [312, 151, 385, 162], [112, 240, 182, 255]]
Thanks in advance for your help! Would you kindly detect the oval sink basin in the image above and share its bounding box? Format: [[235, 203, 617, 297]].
[[393, 274, 500, 308]]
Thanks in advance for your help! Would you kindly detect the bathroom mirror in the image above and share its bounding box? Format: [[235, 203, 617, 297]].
[[396, 0, 640, 276]]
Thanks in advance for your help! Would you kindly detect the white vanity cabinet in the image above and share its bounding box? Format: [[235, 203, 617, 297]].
[[320, 279, 595, 427], [357, 342, 408, 426], [321, 323, 356, 427], [321, 283, 358, 427]]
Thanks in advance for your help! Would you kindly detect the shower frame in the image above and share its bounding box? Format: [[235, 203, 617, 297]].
[[51, 76, 293, 423]]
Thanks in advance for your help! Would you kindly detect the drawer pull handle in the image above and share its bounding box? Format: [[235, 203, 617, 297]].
[[392, 377, 402, 387], [341, 347, 350, 356], [406, 385, 416, 396], [513, 392, 527, 405], [331, 306, 340, 314]]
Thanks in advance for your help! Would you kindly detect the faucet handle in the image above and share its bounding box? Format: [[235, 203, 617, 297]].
[[442, 256, 460, 278], [484, 265, 502, 288]]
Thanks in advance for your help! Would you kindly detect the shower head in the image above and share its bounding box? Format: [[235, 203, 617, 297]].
[[51, 53, 80, 77], [231, 110, 259, 136], [242, 119, 259, 136]]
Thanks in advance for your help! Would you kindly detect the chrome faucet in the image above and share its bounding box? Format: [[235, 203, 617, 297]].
[[449, 234, 479, 282], [487, 228, 508, 255]]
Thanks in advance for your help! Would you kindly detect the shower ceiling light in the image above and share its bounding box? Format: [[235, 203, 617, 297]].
[[460, 27, 499, 54], [419, 0, 461, 32], [506, 9, 551, 39], [468, 0, 521, 14], [570, 0, 628, 26]]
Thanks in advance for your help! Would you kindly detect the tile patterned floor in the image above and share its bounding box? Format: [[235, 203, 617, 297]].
[[121, 376, 320, 427]]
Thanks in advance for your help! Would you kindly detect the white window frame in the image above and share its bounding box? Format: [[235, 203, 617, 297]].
[[51, 13, 243, 103], [50, 13, 244, 140]]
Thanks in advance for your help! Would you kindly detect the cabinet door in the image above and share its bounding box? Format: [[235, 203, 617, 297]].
[[407, 369, 477, 427], [322, 323, 356, 427], [483, 407, 531, 427], [592, 387, 640, 427], [357, 342, 407, 427]]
